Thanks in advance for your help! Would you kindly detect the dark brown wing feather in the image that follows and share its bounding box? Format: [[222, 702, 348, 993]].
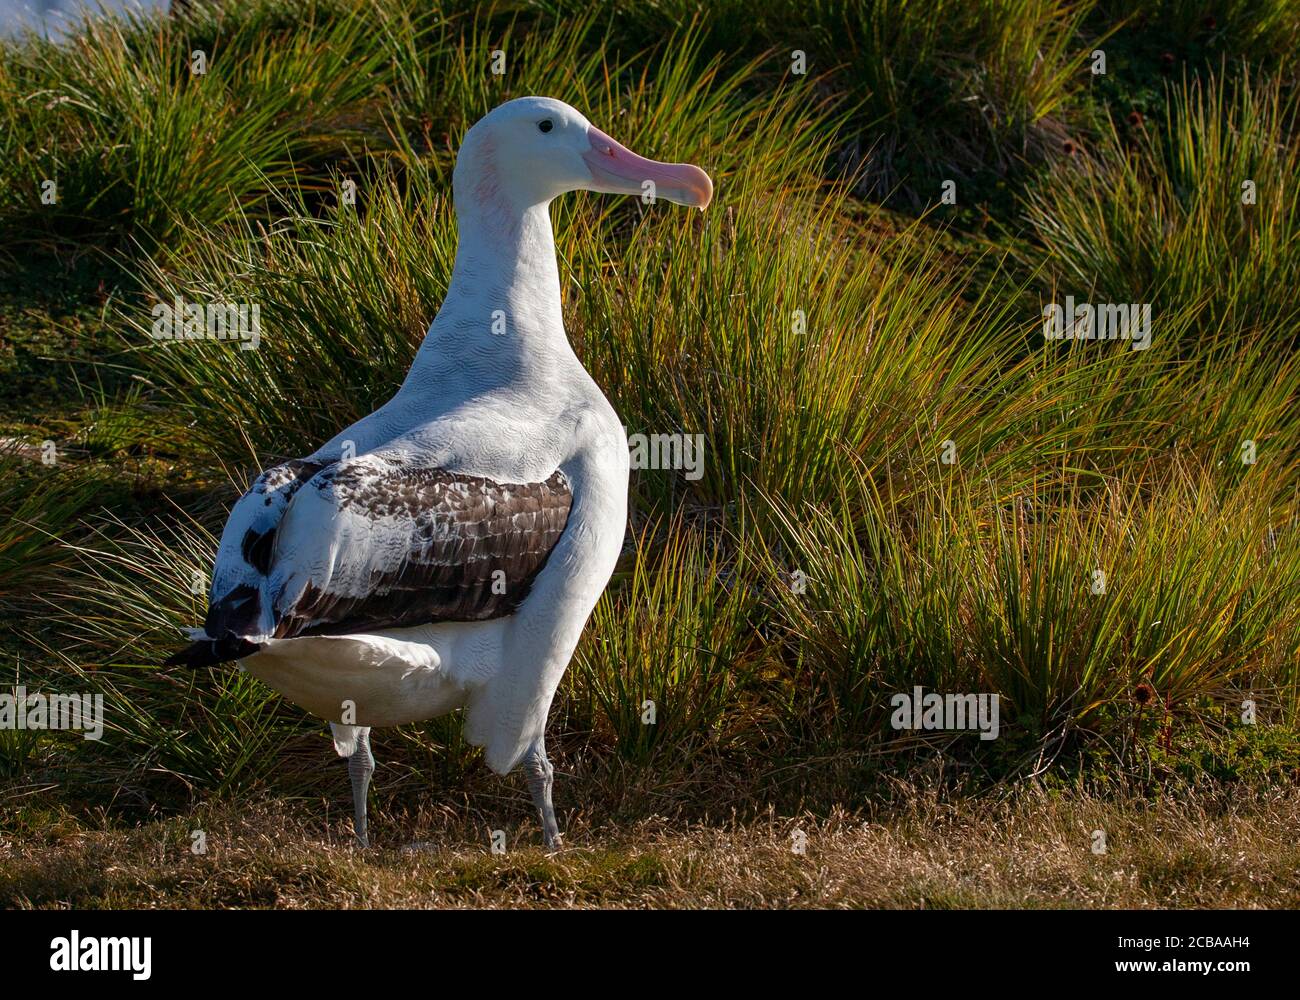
[[271, 466, 572, 639]]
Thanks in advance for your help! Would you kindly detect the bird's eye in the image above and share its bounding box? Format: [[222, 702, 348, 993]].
[[538, 119, 554, 133]]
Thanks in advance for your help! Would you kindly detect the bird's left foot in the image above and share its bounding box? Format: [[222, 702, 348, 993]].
[[524, 737, 563, 855]]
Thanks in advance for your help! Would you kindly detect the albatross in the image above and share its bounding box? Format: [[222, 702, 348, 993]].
[[166, 96, 712, 849]]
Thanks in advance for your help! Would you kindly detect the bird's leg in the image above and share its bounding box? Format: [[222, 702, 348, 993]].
[[522, 736, 560, 849], [348, 727, 375, 848]]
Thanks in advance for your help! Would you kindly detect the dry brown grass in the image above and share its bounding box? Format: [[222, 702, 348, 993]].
[[3, 784, 1298, 909]]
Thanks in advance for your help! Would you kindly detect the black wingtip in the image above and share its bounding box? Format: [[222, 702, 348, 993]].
[[163, 637, 262, 669]]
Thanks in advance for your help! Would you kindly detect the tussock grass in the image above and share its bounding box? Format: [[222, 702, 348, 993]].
[[1094, 0, 1300, 70], [812, 0, 1106, 204], [570, 519, 766, 765], [1024, 70, 1300, 344], [0, 0, 387, 252], [0, 451, 103, 599], [758, 461, 1300, 754]]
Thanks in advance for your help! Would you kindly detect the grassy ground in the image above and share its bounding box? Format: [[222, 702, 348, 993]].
[[6, 783, 1298, 908], [3, 0, 1300, 909]]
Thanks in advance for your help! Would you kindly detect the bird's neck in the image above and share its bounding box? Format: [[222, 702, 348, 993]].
[[401, 154, 576, 397], [443, 197, 566, 341]]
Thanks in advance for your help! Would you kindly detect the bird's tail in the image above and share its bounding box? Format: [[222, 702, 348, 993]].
[[163, 636, 262, 668]]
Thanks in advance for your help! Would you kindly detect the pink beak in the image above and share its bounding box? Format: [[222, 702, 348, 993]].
[[583, 125, 713, 209]]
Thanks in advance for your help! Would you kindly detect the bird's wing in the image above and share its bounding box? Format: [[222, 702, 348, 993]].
[[264, 452, 572, 639], [202, 457, 332, 641]]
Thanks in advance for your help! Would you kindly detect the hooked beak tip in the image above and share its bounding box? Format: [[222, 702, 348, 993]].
[[694, 171, 714, 210], [585, 125, 713, 210]]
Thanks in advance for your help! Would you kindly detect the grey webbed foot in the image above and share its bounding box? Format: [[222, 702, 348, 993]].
[[522, 736, 561, 850]]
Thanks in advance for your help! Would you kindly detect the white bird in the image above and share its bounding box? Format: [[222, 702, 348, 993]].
[[166, 96, 712, 849]]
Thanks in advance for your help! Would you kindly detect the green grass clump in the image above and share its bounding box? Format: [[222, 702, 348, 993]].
[[0, 451, 104, 599], [570, 519, 765, 766], [759, 462, 1300, 757], [0, 0, 388, 254], [1024, 70, 1300, 345]]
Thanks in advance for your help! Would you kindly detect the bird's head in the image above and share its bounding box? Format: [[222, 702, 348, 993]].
[[453, 96, 713, 220]]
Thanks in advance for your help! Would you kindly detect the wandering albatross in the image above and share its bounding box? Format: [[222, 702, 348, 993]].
[[165, 96, 712, 849]]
